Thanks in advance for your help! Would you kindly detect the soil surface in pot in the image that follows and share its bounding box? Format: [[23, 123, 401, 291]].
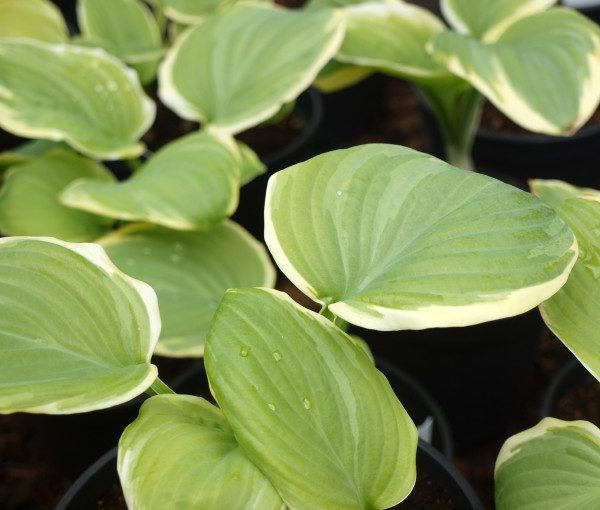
[[553, 376, 600, 426], [92, 470, 456, 509], [479, 101, 600, 135]]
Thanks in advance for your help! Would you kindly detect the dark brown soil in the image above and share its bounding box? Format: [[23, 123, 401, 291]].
[[397, 472, 455, 509], [237, 113, 305, 160], [554, 375, 600, 426], [479, 101, 600, 135]]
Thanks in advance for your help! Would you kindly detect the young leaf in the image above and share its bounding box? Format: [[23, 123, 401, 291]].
[[206, 288, 418, 510], [440, 0, 556, 42], [530, 179, 600, 210], [0, 238, 160, 414], [160, 0, 236, 24], [158, 3, 345, 134], [100, 221, 275, 357], [265, 144, 577, 331], [78, 0, 164, 84], [0, 0, 68, 43], [0, 150, 115, 241], [538, 197, 600, 382], [336, 2, 450, 82], [313, 60, 373, 94], [118, 395, 284, 510], [429, 9, 600, 136], [61, 132, 240, 230], [237, 140, 266, 186], [495, 418, 600, 510], [0, 39, 155, 160]]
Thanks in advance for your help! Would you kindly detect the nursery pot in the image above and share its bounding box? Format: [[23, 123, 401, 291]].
[[55, 442, 482, 510], [562, 0, 600, 23], [356, 309, 543, 454], [539, 358, 600, 425], [24, 358, 208, 479], [233, 87, 323, 240]]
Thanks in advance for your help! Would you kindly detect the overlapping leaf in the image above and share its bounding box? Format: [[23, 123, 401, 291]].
[[530, 179, 600, 210], [336, 2, 450, 82], [206, 288, 417, 509], [495, 418, 600, 510], [265, 144, 577, 330], [78, 0, 163, 84], [538, 197, 600, 382], [440, 0, 556, 42], [0, 238, 160, 414], [100, 221, 275, 357], [0, 150, 114, 241], [159, 3, 345, 133], [61, 132, 240, 230], [0, 39, 155, 159], [0, 0, 68, 43], [429, 9, 600, 135], [118, 395, 284, 510]]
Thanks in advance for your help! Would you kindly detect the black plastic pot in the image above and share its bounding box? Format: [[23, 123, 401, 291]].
[[56, 442, 481, 510], [233, 87, 323, 240], [539, 357, 598, 423], [25, 358, 208, 479], [563, 0, 600, 23], [356, 309, 543, 454], [378, 358, 453, 458]]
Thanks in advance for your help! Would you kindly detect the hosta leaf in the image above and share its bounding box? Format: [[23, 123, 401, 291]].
[[100, 221, 275, 357], [118, 395, 284, 510], [0, 39, 155, 160], [539, 197, 600, 382], [0, 0, 68, 43], [429, 9, 600, 136], [313, 59, 372, 94], [237, 140, 266, 186], [158, 4, 345, 134], [265, 144, 577, 331], [161, 0, 235, 24], [336, 2, 450, 82], [0, 237, 160, 414], [78, 0, 163, 84], [495, 418, 600, 510], [61, 132, 240, 230], [206, 288, 417, 510], [0, 150, 115, 241], [440, 0, 556, 42], [530, 179, 600, 210]]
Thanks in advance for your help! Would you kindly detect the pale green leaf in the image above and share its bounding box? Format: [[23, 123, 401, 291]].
[[161, 0, 272, 25], [0, 39, 155, 160], [100, 221, 275, 357], [78, 0, 164, 84], [336, 2, 450, 82], [61, 131, 240, 230], [530, 179, 600, 210], [237, 140, 266, 186], [206, 288, 418, 510], [429, 9, 600, 136], [118, 394, 284, 510], [495, 418, 600, 510], [0, 150, 115, 241], [0, 237, 160, 414], [440, 0, 556, 42], [158, 3, 345, 134], [0, 0, 68, 43], [539, 197, 600, 382], [265, 144, 577, 331], [0, 140, 67, 173], [313, 59, 373, 94]]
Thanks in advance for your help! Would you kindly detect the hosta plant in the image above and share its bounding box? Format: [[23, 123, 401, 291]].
[[0, 144, 581, 508], [495, 179, 600, 510], [0, 0, 348, 357], [311, 0, 600, 170]]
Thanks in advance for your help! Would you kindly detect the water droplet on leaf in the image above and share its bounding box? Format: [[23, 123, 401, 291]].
[[239, 346, 250, 357], [272, 350, 282, 361], [267, 403, 276, 411], [303, 398, 311, 410]]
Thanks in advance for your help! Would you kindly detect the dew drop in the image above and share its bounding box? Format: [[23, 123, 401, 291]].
[[272, 350, 282, 361], [169, 253, 181, 263], [239, 345, 250, 357], [267, 403, 276, 411], [336, 190, 343, 197], [303, 398, 311, 410]]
